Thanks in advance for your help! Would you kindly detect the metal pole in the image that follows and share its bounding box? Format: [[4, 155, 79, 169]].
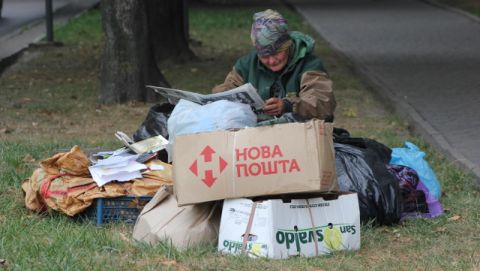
[[45, 0, 54, 42]]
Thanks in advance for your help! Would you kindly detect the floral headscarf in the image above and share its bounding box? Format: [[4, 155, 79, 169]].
[[250, 9, 292, 56]]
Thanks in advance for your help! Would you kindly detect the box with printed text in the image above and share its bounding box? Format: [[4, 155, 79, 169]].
[[217, 193, 361, 259], [172, 120, 337, 206]]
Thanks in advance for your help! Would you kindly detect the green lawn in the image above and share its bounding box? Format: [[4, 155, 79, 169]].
[[0, 2, 479, 270]]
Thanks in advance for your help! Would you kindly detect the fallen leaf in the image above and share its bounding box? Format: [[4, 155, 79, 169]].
[[118, 232, 131, 243], [343, 108, 357, 118], [448, 215, 462, 221], [22, 154, 36, 163], [435, 227, 447, 233], [22, 97, 32, 102], [161, 260, 177, 267]]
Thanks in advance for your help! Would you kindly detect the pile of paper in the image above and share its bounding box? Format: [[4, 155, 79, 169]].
[[88, 152, 147, 187]]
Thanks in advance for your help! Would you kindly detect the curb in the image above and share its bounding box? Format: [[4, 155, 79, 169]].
[[420, 0, 480, 24]]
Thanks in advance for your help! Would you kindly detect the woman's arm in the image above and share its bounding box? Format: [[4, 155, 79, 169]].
[[212, 68, 245, 93], [285, 70, 336, 121]]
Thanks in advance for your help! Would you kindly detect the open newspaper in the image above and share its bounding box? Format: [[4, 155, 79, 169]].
[[146, 83, 264, 111]]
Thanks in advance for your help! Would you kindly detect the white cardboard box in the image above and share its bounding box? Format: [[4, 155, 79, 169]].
[[173, 120, 337, 206], [218, 193, 360, 259]]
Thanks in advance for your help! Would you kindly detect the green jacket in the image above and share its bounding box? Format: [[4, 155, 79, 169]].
[[234, 31, 326, 100], [213, 31, 336, 121]]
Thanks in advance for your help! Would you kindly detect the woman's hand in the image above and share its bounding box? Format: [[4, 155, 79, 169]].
[[263, 97, 284, 116]]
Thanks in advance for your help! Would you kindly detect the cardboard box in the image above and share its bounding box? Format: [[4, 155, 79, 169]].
[[173, 120, 337, 206], [218, 193, 360, 258]]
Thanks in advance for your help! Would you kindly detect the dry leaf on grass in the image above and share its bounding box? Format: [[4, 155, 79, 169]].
[[118, 232, 131, 243], [435, 227, 447, 233], [22, 154, 36, 163], [343, 108, 357, 118], [448, 215, 462, 221], [161, 260, 177, 267]]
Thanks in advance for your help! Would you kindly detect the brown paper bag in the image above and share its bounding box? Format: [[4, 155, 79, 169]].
[[132, 186, 221, 250]]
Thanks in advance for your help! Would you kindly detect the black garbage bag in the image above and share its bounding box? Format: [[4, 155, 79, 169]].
[[132, 103, 175, 163], [335, 142, 402, 226], [333, 128, 392, 164], [133, 103, 175, 142]]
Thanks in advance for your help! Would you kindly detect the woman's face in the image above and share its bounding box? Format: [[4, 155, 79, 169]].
[[259, 49, 289, 72]]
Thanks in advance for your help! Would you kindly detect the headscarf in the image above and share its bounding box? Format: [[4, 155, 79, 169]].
[[250, 9, 292, 57]]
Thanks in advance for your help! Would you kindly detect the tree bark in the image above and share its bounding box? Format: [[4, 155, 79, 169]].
[[100, 0, 193, 104], [146, 0, 195, 64]]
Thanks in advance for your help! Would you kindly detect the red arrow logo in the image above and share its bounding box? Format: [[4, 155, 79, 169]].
[[200, 146, 215, 162], [202, 170, 217, 187], [219, 156, 227, 173], [189, 160, 198, 176]]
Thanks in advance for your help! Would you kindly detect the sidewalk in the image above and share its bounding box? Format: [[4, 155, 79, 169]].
[[290, 0, 480, 184], [0, 0, 99, 62]]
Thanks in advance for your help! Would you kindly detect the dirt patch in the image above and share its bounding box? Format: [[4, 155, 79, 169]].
[[0, 43, 150, 143]]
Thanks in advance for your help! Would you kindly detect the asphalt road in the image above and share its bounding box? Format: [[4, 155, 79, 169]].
[[0, 0, 98, 61], [0, 0, 70, 38], [290, 0, 480, 182]]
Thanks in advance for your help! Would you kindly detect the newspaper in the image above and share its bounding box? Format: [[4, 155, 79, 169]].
[[147, 83, 265, 111], [115, 131, 168, 154]]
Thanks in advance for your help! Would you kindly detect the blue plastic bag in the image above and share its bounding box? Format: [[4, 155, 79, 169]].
[[390, 141, 442, 199]]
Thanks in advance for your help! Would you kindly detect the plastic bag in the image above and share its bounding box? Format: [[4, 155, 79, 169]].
[[388, 164, 443, 219], [133, 103, 175, 142], [335, 143, 401, 225], [167, 99, 257, 143], [390, 141, 442, 199]]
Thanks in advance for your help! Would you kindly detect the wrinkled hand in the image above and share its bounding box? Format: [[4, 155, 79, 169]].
[[263, 98, 284, 116]]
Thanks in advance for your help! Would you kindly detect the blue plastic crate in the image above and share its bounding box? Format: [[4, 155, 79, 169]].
[[84, 196, 153, 225]]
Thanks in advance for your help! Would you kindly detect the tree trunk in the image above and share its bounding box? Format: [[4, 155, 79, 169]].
[[147, 0, 195, 64], [100, 0, 192, 104]]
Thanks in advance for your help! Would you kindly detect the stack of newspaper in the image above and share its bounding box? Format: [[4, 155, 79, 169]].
[[147, 83, 265, 111], [88, 152, 146, 187]]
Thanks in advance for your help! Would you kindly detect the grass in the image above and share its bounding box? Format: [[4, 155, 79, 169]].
[[435, 0, 480, 16], [1, 2, 479, 270]]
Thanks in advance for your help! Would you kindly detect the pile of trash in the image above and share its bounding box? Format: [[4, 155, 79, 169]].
[[23, 86, 444, 259], [22, 145, 173, 216]]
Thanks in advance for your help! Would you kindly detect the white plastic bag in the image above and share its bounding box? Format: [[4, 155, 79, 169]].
[[167, 99, 257, 160]]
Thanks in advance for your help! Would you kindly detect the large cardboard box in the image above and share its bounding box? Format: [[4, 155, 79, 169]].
[[218, 193, 360, 259], [173, 120, 337, 206]]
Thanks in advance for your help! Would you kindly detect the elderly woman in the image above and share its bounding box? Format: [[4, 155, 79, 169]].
[[213, 9, 336, 122]]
